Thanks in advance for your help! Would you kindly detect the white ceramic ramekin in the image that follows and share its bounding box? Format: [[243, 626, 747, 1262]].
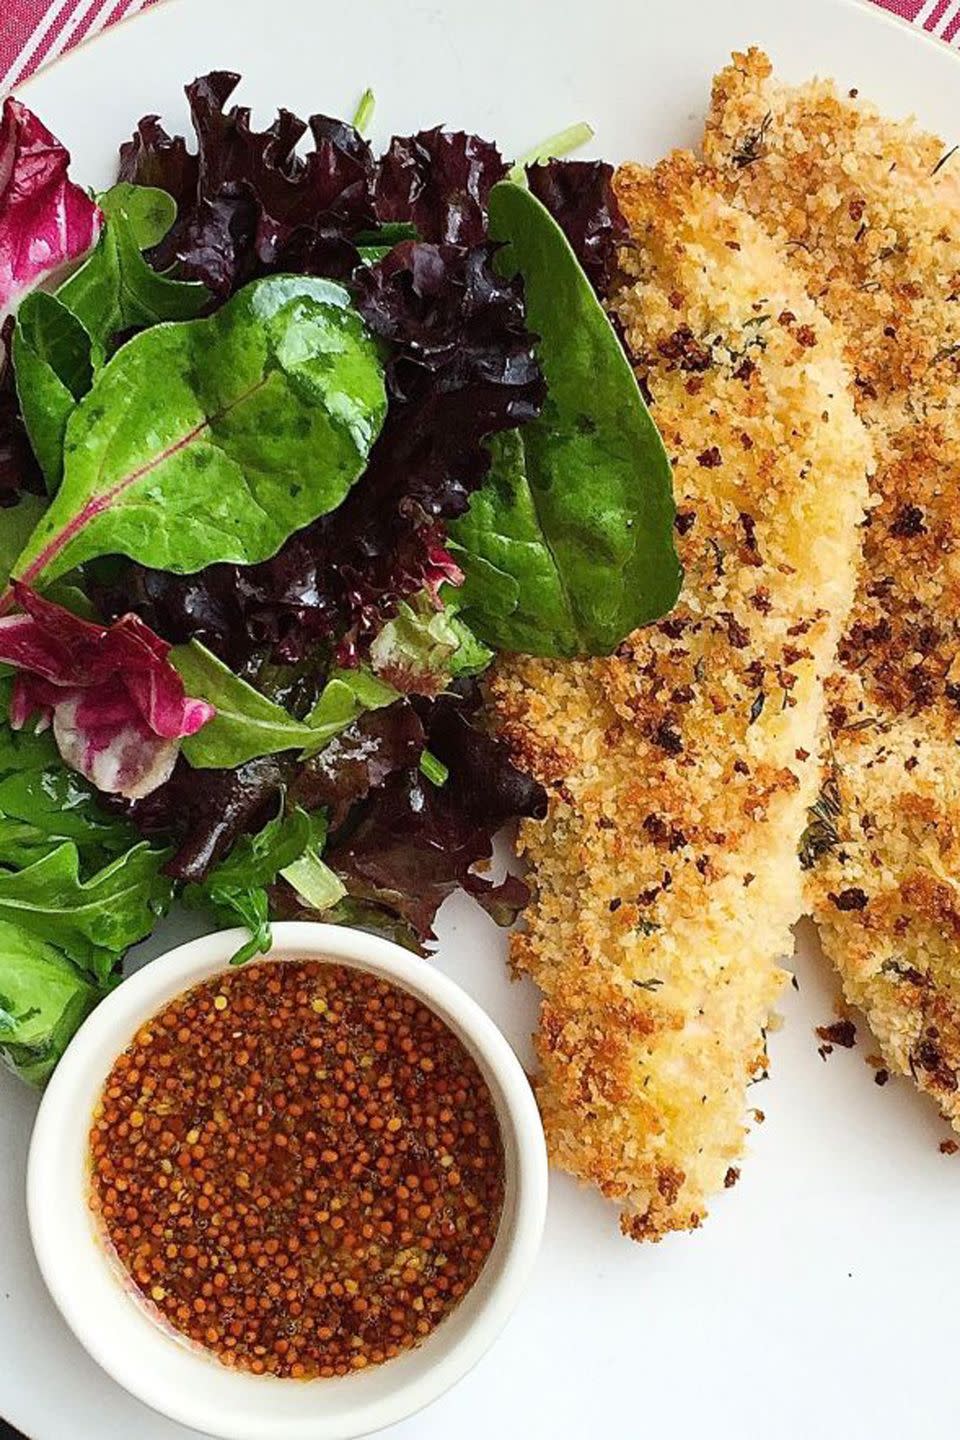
[[27, 922, 548, 1440]]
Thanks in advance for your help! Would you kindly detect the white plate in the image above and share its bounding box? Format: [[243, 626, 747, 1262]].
[[3, 2, 959, 1438]]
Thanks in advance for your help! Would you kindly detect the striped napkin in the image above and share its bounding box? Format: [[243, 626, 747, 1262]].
[[1, 0, 959, 96], [882, 0, 960, 36], [1, 0, 160, 94]]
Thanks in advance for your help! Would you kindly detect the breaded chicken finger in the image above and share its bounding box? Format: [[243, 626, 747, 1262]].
[[706, 49, 960, 1124], [491, 154, 871, 1238]]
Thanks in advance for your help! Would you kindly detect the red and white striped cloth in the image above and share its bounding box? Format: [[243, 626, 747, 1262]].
[[880, 0, 960, 38], [0, 0, 959, 96], [1, 0, 161, 95]]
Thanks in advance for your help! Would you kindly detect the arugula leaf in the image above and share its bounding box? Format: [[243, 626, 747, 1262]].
[[0, 766, 136, 871], [357, 244, 393, 265], [185, 806, 322, 965], [13, 293, 93, 489], [368, 592, 492, 693], [9, 275, 388, 594], [57, 184, 210, 352], [0, 920, 104, 1086], [0, 681, 142, 869], [0, 714, 58, 776], [450, 182, 681, 657], [352, 222, 419, 246], [0, 840, 173, 983]]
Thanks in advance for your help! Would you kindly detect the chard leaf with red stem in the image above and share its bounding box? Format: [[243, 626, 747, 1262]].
[[5, 275, 386, 600]]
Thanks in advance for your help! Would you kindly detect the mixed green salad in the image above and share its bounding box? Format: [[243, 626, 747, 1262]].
[[0, 76, 679, 1085]]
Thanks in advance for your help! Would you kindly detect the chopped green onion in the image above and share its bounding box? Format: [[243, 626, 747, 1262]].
[[352, 88, 376, 136], [419, 750, 449, 787], [508, 122, 595, 184], [279, 850, 346, 912]]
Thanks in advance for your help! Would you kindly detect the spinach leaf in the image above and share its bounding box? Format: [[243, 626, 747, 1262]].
[[450, 181, 680, 657], [15, 294, 93, 401], [13, 293, 93, 489], [0, 920, 104, 1086], [58, 184, 210, 352], [185, 806, 322, 965], [13, 187, 209, 491], [0, 840, 173, 983], [9, 275, 388, 593], [173, 641, 399, 769]]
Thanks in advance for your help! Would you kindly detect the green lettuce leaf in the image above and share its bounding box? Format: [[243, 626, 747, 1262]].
[[280, 848, 345, 912], [450, 181, 681, 657], [368, 591, 492, 693], [0, 920, 105, 1086], [277, 810, 341, 913], [10, 274, 388, 592], [0, 840, 173, 983]]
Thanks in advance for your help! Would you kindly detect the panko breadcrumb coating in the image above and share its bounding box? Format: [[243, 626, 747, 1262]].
[[490, 153, 871, 1239], [705, 49, 960, 1126]]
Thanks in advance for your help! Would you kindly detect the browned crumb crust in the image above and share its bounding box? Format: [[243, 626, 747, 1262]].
[[705, 48, 960, 1123], [490, 152, 870, 1239]]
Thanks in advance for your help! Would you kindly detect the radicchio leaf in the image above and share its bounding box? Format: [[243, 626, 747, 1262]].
[[0, 584, 214, 799], [526, 158, 628, 294], [0, 98, 102, 325]]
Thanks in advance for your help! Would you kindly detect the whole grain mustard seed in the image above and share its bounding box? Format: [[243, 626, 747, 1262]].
[[88, 960, 505, 1379]]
